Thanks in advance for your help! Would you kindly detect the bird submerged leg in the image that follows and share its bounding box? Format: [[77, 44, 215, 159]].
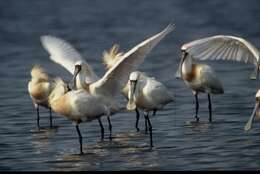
[[245, 102, 259, 131], [76, 124, 83, 154], [144, 111, 153, 147], [135, 108, 140, 132], [208, 93, 212, 122], [107, 116, 112, 140], [194, 92, 200, 122], [153, 109, 157, 116], [36, 104, 40, 129], [98, 118, 104, 140], [145, 116, 148, 134], [49, 108, 53, 127]]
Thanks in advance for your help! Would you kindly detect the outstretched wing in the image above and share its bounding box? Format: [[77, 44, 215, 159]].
[[90, 24, 175, 97], [182, 35, 259, 65], [40, 35, 97, 78]]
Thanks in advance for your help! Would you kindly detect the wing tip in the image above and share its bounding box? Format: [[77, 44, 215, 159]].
[[164, 23, 176, 34]]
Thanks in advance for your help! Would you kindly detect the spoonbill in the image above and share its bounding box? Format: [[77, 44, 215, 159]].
[[177, 35, 260, 79], [40, 24, 175, 140], [245, 89, 260, 131], [48, 77, 110, 154], [175, 50, 224, 122], [28, 65, 63, 128], [40, 35, 111, 139], [123, 71, 174, 147], [102, 45, 149, 132]]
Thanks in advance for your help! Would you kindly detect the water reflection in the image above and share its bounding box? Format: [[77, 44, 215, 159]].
[[30, 126, 59, 154]]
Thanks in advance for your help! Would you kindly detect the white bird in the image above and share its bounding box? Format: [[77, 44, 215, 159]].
[[40, 24, 175, 140], [122, 71, 174, 147], [245, 89, 260, 131], [40, 35, 112, 139], [175, 50, 224, 122], [102, 45, 160, 133], [47, 77, 110, 154], [28, 65, 63, 128], [178, 35, 260, 79]]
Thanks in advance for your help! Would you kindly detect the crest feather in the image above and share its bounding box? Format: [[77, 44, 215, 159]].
[[30, 65, 49, 80], [102, 44, 124, 69]]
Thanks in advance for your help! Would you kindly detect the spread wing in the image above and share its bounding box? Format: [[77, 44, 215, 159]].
[[182, 35, 259, 65], [40, 35, 98, 81], [90, 24, 175, 97]]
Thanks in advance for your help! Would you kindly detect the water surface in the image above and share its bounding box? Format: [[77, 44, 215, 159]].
[[1, 0, 260, 171]]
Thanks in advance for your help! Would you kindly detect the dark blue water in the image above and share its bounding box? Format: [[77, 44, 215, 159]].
[[1, 0, 260, 171]]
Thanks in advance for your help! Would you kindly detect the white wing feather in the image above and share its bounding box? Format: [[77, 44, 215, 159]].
[[90, 24, 175, 97], [40, 35, 97, 77], [182, 35, 259, 65]]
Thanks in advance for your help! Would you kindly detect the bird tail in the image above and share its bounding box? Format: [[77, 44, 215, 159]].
[[102, 44, 124, 70]]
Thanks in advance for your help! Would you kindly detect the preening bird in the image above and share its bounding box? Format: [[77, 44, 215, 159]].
[[28, 65, 64, 128], [178, 35, 260, 79]]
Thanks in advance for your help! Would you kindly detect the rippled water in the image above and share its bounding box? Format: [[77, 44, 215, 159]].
[[1, 0, 260, 171]]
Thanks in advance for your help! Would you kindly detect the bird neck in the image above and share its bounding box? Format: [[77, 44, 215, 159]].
[[181, 56, 197, 82], [181, 56, 194, 75], [76, 71, 90, 91]]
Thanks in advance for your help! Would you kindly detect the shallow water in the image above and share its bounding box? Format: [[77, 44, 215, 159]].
[[1, 0, 260, 171]]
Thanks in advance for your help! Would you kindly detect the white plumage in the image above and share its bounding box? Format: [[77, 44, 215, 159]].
[[41, 24, 175, 111], [245, 90, 260, 131], [176, 48, 224, 122], [47, 78, 109, 154], [122, 71, 174, 147], [40, 24, 175, 147], [180, 35, 260, 79]]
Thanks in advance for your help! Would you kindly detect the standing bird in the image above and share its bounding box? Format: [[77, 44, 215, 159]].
[[40, 24, 175, 140], [48, 77, 110, 154], [123, 71, 174, 147], [175, 50, 224, 122], [245, 90, 260, 131], [28, 65, 58, 128], [102, 45, 149, 132], [40, 35, 110, 140], [176, 35, 260, 79]]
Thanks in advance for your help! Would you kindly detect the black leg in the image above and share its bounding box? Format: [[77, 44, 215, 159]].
[[98, 118, 104, 140], [144, 112, 153, 147], [76, 124, 83, 154], [49, 108, 53, 127], [107, 116, 112, 140], [153, 109, 157, 116], [145, 116, 148, 134], [194, 92, 200, 122], [208, 93, 212, 122], [36, 104, 40, 129], [135, 108, 140, 132]]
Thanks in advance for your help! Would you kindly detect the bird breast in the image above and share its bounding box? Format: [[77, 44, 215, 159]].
[[28, 81, 51, 104], [182, 64, 197, 82]]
